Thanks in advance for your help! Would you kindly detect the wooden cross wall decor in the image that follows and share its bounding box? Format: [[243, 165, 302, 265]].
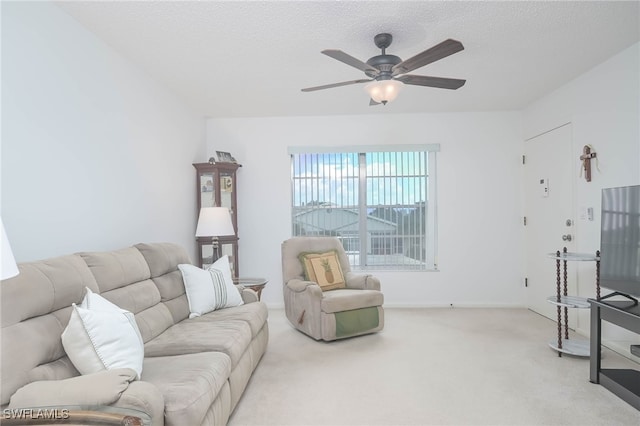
[[580, 145, 597, 182]]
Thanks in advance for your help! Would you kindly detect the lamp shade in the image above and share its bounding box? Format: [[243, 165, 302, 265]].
[[1, 219, 19, 280], [195, 207, 235, 238], [365, 79, 404, 104]]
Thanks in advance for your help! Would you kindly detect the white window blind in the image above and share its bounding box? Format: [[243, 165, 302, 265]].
[[290, 146, 438, 271]]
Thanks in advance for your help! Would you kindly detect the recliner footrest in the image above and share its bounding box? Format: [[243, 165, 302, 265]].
[[335, 307, 379, 338]]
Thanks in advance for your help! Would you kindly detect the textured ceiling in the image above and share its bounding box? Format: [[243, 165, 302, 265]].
[[55, 1, 640, 118]]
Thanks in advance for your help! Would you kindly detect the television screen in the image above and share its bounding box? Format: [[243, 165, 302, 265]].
[[600, 185, 640, 298]]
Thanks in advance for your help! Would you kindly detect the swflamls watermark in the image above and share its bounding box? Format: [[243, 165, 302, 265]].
[[2, 408, 70, 420]]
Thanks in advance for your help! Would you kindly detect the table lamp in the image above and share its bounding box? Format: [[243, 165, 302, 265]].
[[1, 219, 19, 280], [195, 207, 235, 264]]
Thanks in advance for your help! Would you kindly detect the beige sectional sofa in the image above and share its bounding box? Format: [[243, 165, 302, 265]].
[[0, 242, 268, 425]]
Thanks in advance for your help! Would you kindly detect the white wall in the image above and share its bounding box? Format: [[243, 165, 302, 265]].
[[1, 2, 206, 261], [4, 2, 634, 324], [207, 112, 524, 308], [523, 43, 640, 351]]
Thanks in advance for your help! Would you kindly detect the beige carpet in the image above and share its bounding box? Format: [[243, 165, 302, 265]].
[[229, 308, 639, 425]]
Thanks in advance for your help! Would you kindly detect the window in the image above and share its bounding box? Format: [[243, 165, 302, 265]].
[[289, 145, 438, 271]]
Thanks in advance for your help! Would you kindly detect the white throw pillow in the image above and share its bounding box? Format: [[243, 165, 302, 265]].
[[178, 256, 244, 319], [61, 288, 144, 379]]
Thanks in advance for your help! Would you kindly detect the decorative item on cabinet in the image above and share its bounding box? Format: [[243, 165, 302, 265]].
[[193, 162, 242, 275], [214, 151, 237, 163]]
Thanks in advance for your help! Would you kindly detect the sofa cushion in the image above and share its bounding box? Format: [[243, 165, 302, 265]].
[[135, 243, 193, 326], [320, 289, 384, 313], [80, 245, 181, 344], [178, 260, 243, 318], [8, 368, 137, 409], [62, 288, 144, 378], [79, 247, 151, 293], [98, 279, 161, 316], [190, 301, 268, 338], [142, 352, 231, 426], [1, 255, 98, 327], [135, 242, 191, 278], [98, 279, 171, 344], [143, 320, 252, 368]]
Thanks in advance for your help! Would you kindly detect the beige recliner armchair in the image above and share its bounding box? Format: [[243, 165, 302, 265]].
[[281, 237, 384, 341]]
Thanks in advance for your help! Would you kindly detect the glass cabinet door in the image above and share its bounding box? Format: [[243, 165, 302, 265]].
[[199, 173, 216, 208], [199, 243, 215, 269], [219, 171, 235, 218], [197, 241, 238, 276], [220, 242, 237, 277]]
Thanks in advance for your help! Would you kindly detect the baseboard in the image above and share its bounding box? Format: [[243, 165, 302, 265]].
[[264, 303, 527, 310], [382, 303, 528, 309]]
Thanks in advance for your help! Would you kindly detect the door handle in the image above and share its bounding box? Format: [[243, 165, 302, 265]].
[[562, 234, 572, 241]]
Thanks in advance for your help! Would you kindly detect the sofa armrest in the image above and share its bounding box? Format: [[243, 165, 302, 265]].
[[0, 409, 151, 426], [111, 380, 164, 426], [8, 369, 138, 409], [286, 278, 323, 295], [344, 272, 380, 291]]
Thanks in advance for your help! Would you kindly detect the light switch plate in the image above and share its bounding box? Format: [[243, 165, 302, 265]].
[[540, 178, 549, 197]]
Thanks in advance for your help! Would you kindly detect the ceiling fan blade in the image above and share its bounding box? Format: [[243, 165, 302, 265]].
[[396, 75, 466, 90], [322, 49, 380, 75], [301, 79, 371, 92], [392, 39, 464, 75], [369, 98, 381, 106]]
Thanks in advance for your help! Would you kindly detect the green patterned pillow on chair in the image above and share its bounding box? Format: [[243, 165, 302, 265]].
[[298, 250, 345, 291]]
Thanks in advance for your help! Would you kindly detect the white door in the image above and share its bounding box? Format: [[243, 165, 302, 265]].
[[524, 124, 577, 324]]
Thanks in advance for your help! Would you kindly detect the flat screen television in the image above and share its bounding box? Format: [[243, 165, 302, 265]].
[[599, 184, 640, 299]]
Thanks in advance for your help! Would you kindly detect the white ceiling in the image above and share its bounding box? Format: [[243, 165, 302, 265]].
[[55, 1, 640, 118]]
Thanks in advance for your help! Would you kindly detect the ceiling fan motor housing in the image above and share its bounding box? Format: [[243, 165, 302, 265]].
[[366, 33, 401, 80], [366, 54, 401, 79]]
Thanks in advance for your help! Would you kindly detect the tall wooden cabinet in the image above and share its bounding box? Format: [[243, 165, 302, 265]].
[[193, 162, 241, 276]]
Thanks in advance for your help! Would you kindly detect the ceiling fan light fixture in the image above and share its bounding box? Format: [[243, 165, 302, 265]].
[[365, 79, 404, 104]]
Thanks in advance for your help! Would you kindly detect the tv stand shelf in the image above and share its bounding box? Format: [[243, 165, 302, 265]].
[[546, 295, 590, 309], [589, 297, 640, 410]]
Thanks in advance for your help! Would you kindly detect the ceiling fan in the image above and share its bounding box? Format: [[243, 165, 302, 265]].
[[302, 33, 466, 105]]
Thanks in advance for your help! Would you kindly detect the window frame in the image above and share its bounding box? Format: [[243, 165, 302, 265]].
[[289, 144, 439, 271]]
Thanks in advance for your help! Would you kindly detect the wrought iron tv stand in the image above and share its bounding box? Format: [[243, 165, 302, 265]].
[[589, 293, 640, 410]]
